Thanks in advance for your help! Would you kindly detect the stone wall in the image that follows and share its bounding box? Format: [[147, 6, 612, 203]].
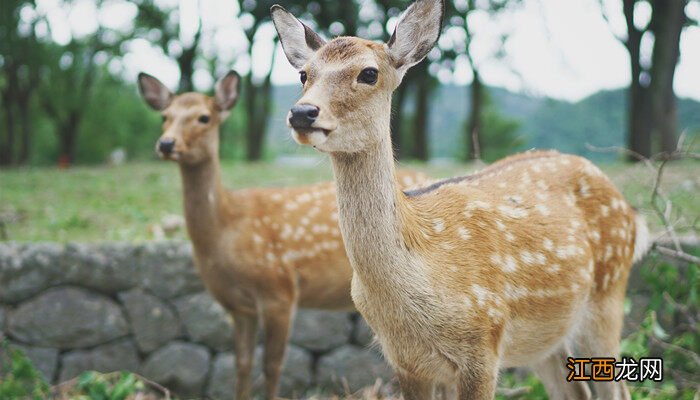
[[0, 242, 392, 399]]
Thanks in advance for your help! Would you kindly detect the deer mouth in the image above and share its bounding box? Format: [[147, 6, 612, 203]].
[[291, 128, 332, 147]]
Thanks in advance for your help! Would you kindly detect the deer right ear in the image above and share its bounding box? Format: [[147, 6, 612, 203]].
[[271, 5, 325, 70], [137, 73, 173, 111]]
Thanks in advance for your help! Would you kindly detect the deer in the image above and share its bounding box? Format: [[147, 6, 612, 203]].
[[137, 71, 427, 399], [271, 1, 652, 399]]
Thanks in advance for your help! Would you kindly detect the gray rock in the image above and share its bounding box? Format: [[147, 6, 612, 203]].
[[141, 341, 210, 398], [118, 288, 182, 352], [206, 352, 236, 400], [6, 343, 59, 382], [290, 310, 353, 352], [317, 345, 394, 393], [59, 339, 140, 382], [275, 345, 314, 397], [207, 345, 313, 399], [353, 317, 376, 347], [60, 243, 143, 294], [136, 242, 204, 299], [0, 243, 62, 303], [174, 292, 233, 351], [7, 287, 129, 349]]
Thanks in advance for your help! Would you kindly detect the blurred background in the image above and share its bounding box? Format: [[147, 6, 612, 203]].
[[1, 0, 699, 167], [0, 1, 699, 398]]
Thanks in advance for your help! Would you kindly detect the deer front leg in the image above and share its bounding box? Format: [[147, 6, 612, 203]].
[[233, 312, 258, 400], [261, 302, 294, 400], [457, 361, 498, 400], [399, 373, 436, 400]]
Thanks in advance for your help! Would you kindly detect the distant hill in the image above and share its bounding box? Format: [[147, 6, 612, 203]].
[[266, 84, 700, 161]]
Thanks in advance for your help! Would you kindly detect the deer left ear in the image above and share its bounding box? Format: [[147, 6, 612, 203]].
[[271, 5, 326, 70], [386, 0, 444, 78], [215, 70, 240, 118]]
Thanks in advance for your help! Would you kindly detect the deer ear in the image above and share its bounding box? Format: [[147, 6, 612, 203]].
[[386, 0, 444, 77], [137, 73, 173, 111], [271, 5, 326, 70], [215, 70, 240, 116]]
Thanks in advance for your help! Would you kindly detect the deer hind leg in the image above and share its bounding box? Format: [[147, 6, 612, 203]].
[[261, 302, 294, 400], [578, 294, 631, 400], [530, 345, 592, 400], [233, 312, 258, 400]]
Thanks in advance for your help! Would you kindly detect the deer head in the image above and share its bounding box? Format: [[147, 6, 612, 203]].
[[137, 71, 240, 164], [271, 0, 444, 153]]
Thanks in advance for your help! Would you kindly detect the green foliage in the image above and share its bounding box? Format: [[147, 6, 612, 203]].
[[0, 341, 51, 399], [74, 371, 145, 400], [621, 252, 700, 396]]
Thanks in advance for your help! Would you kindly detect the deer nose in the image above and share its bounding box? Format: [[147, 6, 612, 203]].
[[289, 104, 320, 129], [158, 138, 176, 155]]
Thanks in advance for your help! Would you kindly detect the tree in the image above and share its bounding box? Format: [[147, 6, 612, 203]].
[[133, 0, 203, 93], [39, 30, 123, 165], [601, 0, 696, 158], [0, 0, 42, 166], [446, 0, 524, 161]]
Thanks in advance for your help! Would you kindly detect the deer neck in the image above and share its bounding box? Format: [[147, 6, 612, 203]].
[[178, 155, 228, 254], [330, 127, 415, 284]]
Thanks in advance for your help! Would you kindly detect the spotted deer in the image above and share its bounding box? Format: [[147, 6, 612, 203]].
[[272, 1, 652, 399], [137, 71, 426, 399]]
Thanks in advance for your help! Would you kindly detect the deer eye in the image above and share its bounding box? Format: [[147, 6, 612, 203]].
[[299, 71, 307, 85], [358, 68, 378, 85], [198, 115, 210, 124]]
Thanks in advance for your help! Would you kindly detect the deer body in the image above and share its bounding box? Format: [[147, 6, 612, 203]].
[[138, 72, 426, 399], [272, 1, 651, 398]]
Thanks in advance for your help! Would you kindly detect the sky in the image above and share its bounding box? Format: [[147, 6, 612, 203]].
[[30, 0, 700, 102]]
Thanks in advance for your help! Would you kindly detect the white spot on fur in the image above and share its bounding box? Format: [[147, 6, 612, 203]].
[[505, 232, 516, 242], [252, 234, 264, 245], [296, 193, 312, 203], [543, 238, 554, 251], [535, 204, 550, 216], [498, 205, 528, 219], [579, 178, 591, 198], [495, 220, 506, 231], [467, 200, 492, 210], [492, 253, 518, 272], [601, 205, 610, 217], [536, 180, 547, 190], [547, 263, 561, 273], [433, 218, 445, 233], [458, 227, 471, 240]]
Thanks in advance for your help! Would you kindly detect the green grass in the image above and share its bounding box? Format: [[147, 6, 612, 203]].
[[0, 159, 698, 242]]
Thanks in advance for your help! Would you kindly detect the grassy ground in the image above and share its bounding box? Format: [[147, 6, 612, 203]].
[[0, 159, 698, 242]]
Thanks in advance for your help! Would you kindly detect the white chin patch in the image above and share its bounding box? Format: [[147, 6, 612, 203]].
[[292, 129, 328, 147]]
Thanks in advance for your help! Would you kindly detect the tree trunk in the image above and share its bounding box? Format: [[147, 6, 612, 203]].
[[18, 99, 31, 164], [1, 89, 16, 166], [649, 0, 685, 154], [624, 0, 652, 159], [466, 71, 484, 160], [58, 111, 80, 166], [391, 85, 407, 159], [412, 64, 431, 161], [244, 39, 278, 161]]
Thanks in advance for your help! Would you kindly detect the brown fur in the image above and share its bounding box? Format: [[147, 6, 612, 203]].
[[139, 72, 428, 400], [273, 1, 649, 398]]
